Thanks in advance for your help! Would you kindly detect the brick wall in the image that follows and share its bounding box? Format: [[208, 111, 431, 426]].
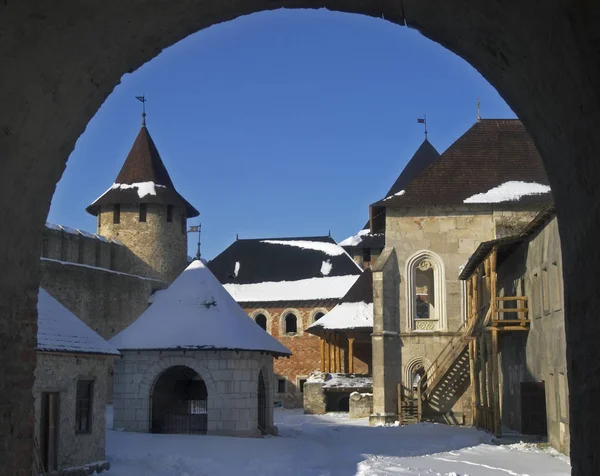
[[242, 303, 336, 408]]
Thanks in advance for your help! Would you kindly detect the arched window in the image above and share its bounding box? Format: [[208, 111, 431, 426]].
[[313, 312, 325, 322], [406, 250, 446, 331], [284, 313, 298, 334], [255, 313, 267, 331]]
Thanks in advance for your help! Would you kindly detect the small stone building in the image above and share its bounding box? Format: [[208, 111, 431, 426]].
[[34, 288, 120, 474], [110, 259, 291, 437], [208, 236, 362, 407]]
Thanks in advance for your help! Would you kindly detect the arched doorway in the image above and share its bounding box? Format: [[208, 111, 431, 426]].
[[151, 366, 208, 435], [257, 371, 267, 434]]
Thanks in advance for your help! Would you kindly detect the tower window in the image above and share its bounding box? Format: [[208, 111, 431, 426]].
[[255, 313, 267, 331], [139, 203, 147, 223], [284, 313, 298, 334], [167, 205, 173, 222], [362, 248, 371, 263], [113, 204, 120, 224]]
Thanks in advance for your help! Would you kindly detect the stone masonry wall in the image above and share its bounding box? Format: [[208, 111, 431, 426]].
[[113, 350, 276, 437], [241, 303, 335, 408], [349, 392, 373, 419], [98, 203, 188, 283], [40, 259, 166, 340], [34, 353, 115, 471]]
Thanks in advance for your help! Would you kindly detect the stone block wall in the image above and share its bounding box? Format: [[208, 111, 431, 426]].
[[40, 259, 166, 340], [303, 382, 327, 414], [241, 302, 336, 408], [113, 350, 276, 437], [33, 353, 115, 471], [350, 392, 373, 419]]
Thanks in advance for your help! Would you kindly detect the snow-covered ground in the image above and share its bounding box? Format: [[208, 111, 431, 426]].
[[104, 408, 570, 476]]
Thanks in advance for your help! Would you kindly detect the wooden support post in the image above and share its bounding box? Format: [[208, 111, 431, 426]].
[[320, 338, 326, 372], [468, 339, 478, 426], [491, 328, 501, 437], [397, 383, 403, 425], [331, 332, 336, 373], [490, 248, 498, 323], [336, 334, 342, 373], [478, 335, 488, 430], [348, 337, 355, 373], [327, 333, 332, 373]]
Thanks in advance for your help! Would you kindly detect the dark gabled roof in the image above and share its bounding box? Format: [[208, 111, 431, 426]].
[[340, 268, 373, 304], [384, 138, 441, 198], [372, 120, 550, 210], [86, 126, 199, 218], [208, 236, 362, 285], [459, 204, 556, 280]]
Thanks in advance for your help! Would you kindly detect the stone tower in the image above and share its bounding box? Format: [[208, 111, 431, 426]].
[[86, 123, 199, 283]]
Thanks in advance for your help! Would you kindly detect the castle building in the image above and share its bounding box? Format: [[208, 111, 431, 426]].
[[208, 236, 362, 407], [34, 288, 119, 474], [365, 119, 552, 426], [110, 260, 291, 437], [40, 120, 198, 340]]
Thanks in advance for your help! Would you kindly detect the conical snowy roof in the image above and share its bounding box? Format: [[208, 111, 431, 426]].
[[37, 288, 120, 356], [110, 260, 291, 356]]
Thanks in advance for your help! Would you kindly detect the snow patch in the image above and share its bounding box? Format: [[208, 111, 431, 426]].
[[261, 239, 345, 256], [224, 275, 359, 303], [234, 261, 240, 278], [339, 228, 371, 247], [320, 259, 332, 276], [308, 301, 373, 331], [111, 181, 167, 198], [464, 181, 551, 203], [382, 190, 406, 201]]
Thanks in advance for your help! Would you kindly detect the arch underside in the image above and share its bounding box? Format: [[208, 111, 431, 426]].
[[2, 1, 600, 473]]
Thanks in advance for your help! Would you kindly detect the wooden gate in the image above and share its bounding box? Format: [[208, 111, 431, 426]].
[[152, 366, 208, 435], [521, 381, 548, 435], [258, 371, 267, 433]]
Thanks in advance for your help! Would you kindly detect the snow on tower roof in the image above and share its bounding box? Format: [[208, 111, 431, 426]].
[[110, 260, 291, 356], [37, 288, 120, 355]]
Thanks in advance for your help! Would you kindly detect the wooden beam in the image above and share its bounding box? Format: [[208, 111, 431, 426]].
[[327, 333, 332, 372], [320, 338, 326, 372], [469, 339, 478, 426], [336, 334, 342, 373], [348, 337, 355, 373], [491, 329, 501, 437], [484, 326, 530, 332]]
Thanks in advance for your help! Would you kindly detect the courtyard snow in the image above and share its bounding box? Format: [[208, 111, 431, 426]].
[[104, 408, 569, 476]]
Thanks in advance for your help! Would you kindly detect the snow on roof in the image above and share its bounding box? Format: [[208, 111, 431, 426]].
[[45, 222, 61, 231], [307, 372, 373, 389], [320, 260, 332, 276], [37, 288, 119, 355], [44, 223, 124, 245], [77, 229, 96, 239], [463, 181, 551, 203], [382, 190, 405, 201], [58, 225, 78, 235], [223, 275, 359, 303], [338, 229, 370, 247], [307, 302, 373, 332], [260, 239, 345, 257], [110, 260, 291, 355], [94, 233, 110, 243]]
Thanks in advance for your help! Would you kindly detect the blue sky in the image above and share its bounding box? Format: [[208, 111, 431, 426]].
[[48, 9, 515, 259]]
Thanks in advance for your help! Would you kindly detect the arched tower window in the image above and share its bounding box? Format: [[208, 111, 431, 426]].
[[255, 313, 267, 331], [313, 312, 324, 322], [284, 313, 298, 335], [406, 250, 446, 332]]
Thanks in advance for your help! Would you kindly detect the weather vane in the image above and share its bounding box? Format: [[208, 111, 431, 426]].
[[187, 223, 201, 260], [136, 95, 147, 126], [417, 115, 428, 139]]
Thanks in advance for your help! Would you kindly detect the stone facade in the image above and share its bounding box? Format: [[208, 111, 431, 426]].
[[33, 352, 115, 472], [241, 303, 335, 408], [495, 218, 569, 454], [113, 350, 277, 437], [98, 203, 188, 283], [376, 205, 542, 423], [349, 392, 373, 419]]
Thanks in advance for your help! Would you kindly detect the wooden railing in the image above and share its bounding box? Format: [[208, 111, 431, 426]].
[[490, 296, 530, 330]]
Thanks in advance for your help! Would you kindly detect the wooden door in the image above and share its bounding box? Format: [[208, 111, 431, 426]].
[[40, 392, 59, 471], [521, 382, 547, 435]]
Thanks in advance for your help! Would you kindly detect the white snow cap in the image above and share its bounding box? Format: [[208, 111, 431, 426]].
[[382, 190, 405, 201], [338, 229, 371, 247], [307, 302, 373, 331], [260, 240, 345, 256], [37, 288, 119, 355], [110, 260, 291, 355], [91, 181, 167, 204], [224, 275, 358, 303], [464, 181, 551, 203]]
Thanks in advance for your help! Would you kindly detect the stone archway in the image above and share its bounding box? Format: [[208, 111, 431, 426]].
[[2, 2, 600, 474]]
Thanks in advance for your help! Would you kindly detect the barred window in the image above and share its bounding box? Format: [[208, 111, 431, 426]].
[[75, 380, 94, 433]]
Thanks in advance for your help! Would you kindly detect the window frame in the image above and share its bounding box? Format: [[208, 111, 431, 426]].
[[139, 203, 147, 223], [75, 379, 94, 434], [113, 204, 121, 224]]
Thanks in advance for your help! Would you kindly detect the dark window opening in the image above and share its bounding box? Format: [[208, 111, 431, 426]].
[[313, 312, 325, 322], [255, 314, 267, 331], [167, 205, 173, 222], [113, 204, 120, 224], [75, 380, 94, 433], [139, 203, 147, 222], [277, 379, 286, 394], [284, 314, 298, 334], [299, 379, 307, 393], [362, 248, 371, 262]]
